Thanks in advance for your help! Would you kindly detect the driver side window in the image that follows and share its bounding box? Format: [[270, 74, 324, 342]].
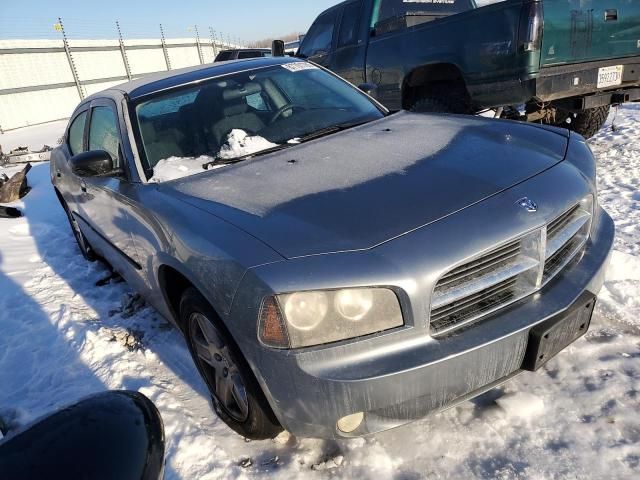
[[68, 111, 87, 156], [298, 10, 338, 58], [89, 106, 121, 169]]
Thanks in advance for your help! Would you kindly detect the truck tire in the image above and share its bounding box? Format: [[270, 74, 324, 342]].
[[564, 106, 610, 139], [410, 90, 471, 115]]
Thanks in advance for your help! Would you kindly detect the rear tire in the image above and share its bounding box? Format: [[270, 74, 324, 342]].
[[409, 87, 471, 115], [181, 287, 282, 440], [562, 106, 610, 139], [60, 198, 96, 261]]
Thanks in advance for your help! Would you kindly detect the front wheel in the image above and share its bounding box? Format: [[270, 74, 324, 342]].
[[181, 288, 282, 440]]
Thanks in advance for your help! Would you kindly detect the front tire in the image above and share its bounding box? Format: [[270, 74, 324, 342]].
[[181, 287, 282, 440]]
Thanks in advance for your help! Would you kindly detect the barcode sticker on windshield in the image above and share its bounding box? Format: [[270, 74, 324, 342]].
[[282, 62, 319, 73]]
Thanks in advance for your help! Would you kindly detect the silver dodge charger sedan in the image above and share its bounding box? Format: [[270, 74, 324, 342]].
[[51, 57, 614, 440]]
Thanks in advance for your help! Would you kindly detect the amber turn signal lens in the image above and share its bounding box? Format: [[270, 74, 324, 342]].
[[258, 296, 290, 348]]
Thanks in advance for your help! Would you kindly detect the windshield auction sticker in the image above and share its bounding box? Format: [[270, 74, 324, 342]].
[[281, 63, 319, 72]]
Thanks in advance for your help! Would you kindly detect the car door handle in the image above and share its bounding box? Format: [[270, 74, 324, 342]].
[[80, 181, 87, 193], [56, 172, 62, 178], [605, 9, 618, 21]]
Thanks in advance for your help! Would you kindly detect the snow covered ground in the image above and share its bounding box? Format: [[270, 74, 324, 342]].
[[1, 107, 639, 479]]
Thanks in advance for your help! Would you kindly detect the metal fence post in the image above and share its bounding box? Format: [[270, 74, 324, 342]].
[[159, 24, 171, 71], [194, 26, 204, 65], [209, 27, 218, 60], [116, 21, 132, 80], [58, 17, 84, 100]]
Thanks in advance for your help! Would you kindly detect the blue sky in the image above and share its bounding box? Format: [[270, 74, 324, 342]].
[[0, 0, 340, 42]]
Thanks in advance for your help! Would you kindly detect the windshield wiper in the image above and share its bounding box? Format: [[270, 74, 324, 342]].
[[201, 120, 372, 169], [296, 120, 372, 144], [202, 144, 293, 170]]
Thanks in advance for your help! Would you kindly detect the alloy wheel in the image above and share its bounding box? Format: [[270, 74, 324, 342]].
[[189, 312, 249, 423]]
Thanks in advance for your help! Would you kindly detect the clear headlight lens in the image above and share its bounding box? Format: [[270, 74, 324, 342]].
[[259, 288, 403, 349], [284, 291, 328, 331], [579, 194, 595, 236]]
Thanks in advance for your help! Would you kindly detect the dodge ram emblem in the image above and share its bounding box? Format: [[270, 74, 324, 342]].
[[517, 197, 538, 212]]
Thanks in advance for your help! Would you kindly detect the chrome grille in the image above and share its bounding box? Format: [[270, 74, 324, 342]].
[[430, 197, 593, 336], [543, 199, 592, 282]]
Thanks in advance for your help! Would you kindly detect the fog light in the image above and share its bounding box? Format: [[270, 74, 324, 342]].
[[337, 412, 364, 433]]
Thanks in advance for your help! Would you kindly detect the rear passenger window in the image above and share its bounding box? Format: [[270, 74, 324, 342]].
[[237, 51, 262, 59], [68, 111, 87, 156], [338, 1, 362, 47], [215, 51, 233, 61], [89, 106, 121, 167]]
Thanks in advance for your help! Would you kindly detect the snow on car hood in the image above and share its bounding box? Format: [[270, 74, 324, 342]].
[[164, 112, 570, 258]]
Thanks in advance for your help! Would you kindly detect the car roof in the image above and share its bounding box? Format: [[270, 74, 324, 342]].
[[92, 56, 302, 101]]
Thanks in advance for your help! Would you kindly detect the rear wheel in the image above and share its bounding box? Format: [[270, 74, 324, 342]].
[[564, 106, 610, 139], [552, 106, 610, 139], [60, 198, 96, 261], [181, 288, 282, 440], [409, 85, 472, 115]]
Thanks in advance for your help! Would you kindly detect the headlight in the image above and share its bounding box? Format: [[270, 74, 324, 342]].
[[259, 288, 403, 349], [579, 194, 595, 236]]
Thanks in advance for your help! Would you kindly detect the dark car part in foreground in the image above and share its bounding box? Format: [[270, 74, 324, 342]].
[[298, 0, 640, 138], [0, 391, 165, 480], [51, 57, 613, 440]]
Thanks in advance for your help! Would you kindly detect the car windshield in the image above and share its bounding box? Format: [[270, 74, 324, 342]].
[[133, 62, 384, 182]]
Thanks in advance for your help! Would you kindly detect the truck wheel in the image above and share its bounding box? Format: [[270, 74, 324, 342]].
[[181, 287, 283, 440], [564, 106, 610, 139], [410, 90, 471, 115]]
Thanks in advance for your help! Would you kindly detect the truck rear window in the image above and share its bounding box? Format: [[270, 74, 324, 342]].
[[374, 0, 474, 34]]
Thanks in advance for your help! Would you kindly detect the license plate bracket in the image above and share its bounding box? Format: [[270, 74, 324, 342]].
[[522, 293, 596, 371], [597, 65, 624, 89]]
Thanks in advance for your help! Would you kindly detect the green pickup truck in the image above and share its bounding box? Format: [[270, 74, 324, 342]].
[[297, 0, 640, 138]]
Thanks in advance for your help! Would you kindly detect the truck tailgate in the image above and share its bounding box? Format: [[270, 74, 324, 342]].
[[541, 0, 640, 66]]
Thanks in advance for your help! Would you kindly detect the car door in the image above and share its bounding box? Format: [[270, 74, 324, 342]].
[[298, 7, 340, 69], [75, 98, 141, 273], [330, 0, 368, 87]]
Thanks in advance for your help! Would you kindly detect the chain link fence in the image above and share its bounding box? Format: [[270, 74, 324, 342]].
[[0, 17, 247, 132]]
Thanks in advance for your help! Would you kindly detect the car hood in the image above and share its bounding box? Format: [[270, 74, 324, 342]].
[[164, 112, 569, 259]]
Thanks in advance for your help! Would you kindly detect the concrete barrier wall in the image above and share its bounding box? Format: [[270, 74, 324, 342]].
[[0, 37, 230, 132]]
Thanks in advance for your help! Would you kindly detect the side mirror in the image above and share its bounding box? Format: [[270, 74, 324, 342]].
[[70, 150, 114, 177], [271, 40, 285, 57]]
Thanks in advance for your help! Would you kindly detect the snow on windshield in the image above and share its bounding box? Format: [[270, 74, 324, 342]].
[[218, 129, 277, 160], [148, 130, 278, 183]]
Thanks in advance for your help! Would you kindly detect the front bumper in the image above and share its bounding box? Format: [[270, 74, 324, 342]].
[[233, 207, 614, 439]]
